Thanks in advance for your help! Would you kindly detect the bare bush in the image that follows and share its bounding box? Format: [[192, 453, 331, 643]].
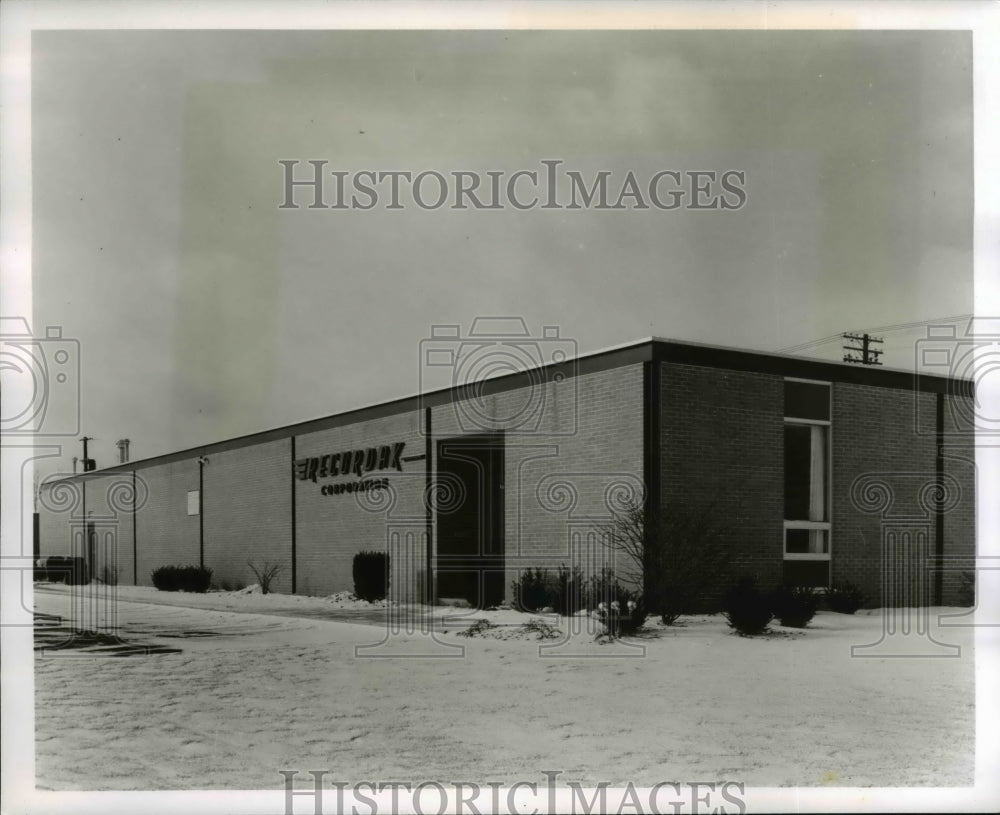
[[247, 560, 284, 595], [611, 497, 732, 625]]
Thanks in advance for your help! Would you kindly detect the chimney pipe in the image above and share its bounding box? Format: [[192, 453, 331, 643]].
[[116, 439, 130, 464]]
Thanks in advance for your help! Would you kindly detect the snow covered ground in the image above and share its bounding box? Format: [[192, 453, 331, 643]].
[[31, 584, 974, 791]]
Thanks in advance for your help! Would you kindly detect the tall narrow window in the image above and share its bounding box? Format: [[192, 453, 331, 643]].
[[783, 380, 831, 587]]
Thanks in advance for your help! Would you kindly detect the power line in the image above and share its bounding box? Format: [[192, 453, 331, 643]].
[[778, 313, 972, 354]]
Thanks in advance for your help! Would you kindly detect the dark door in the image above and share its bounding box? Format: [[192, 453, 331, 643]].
[[435, 434, 504, 608]]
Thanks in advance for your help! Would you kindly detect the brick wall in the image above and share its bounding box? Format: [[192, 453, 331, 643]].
[[657, 366, 976, 610], [38, 481, 77, 558], [659, 362, 785, 607], [295, 411, 426, 598], [37, 472, 137, 585], [34, 358, 976, 609], [203, 439, 292, 592], [34, 365, 643, 602], [831, 384, 975, 607], [134, 460, 201, 584], [432, 364, 646, 602], [940, 391, 977, 606]]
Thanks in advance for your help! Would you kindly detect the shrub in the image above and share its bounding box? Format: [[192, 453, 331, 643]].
[[722, 576, 773, 636], [247, 560, 284, 595], [553, 564, 587, 617], [586, 569, 648, 636], [826, 581, 865, 614], [770, 585, 819, 628], [512, 567, 552, 612], [584, 568, 617, 610], [510, 564, 588, 616], [353, 551, 389, 602], [618, 591, 648, 635], [151, 565, 213, 593]]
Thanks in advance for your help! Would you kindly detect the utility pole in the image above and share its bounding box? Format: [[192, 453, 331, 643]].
[[197, 456, 209, 569], [842, 332, 884, 366], [80, 436, 96, 471], [79, 436, 93, 574]]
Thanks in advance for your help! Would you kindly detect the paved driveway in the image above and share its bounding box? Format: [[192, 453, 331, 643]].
[[32, 583, 482, 655]]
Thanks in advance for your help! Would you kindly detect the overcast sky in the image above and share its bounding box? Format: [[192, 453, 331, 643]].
[[31, 29, 972, 470]]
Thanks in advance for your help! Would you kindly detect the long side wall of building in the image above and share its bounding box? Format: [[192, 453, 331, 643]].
[[36, 353, 975, 608]]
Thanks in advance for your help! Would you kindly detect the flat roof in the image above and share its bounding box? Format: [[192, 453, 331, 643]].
[[51, 336, 972, 479]]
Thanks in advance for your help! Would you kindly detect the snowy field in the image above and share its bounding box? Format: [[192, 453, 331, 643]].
[[32, 584, 974, 791]]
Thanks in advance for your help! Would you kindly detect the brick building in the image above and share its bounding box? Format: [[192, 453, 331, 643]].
[[37, 335, 977, 609]]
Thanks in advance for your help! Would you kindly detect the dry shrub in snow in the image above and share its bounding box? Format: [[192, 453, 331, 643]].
[[246, 560, 284, 595], [611, 497, 732, 625]]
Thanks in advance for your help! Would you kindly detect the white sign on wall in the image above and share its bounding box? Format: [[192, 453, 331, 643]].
[[187, 489, 200, 516]]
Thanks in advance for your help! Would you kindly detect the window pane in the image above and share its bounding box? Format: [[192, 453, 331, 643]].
[[784, 425, 811, 519], [784, 425, 827, 521], [785, 528, 829, 554], [784, 381, 830, 420]]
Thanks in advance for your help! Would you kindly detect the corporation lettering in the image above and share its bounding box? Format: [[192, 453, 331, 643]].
[[294, 442, 405, 483]]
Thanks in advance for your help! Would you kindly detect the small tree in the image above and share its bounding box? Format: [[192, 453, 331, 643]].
[[723, 576, 773, 635], [247, 560, 284, 595], [611, 497, 732, 624]]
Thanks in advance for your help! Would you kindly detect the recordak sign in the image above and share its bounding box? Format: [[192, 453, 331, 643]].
[[294, 442, 406, 497]]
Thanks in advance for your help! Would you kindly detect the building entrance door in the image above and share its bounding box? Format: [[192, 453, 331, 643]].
[[435, 434, 504, 608]]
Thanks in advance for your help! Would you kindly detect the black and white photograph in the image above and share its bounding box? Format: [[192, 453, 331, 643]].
[[1, 2, 998, 813]]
